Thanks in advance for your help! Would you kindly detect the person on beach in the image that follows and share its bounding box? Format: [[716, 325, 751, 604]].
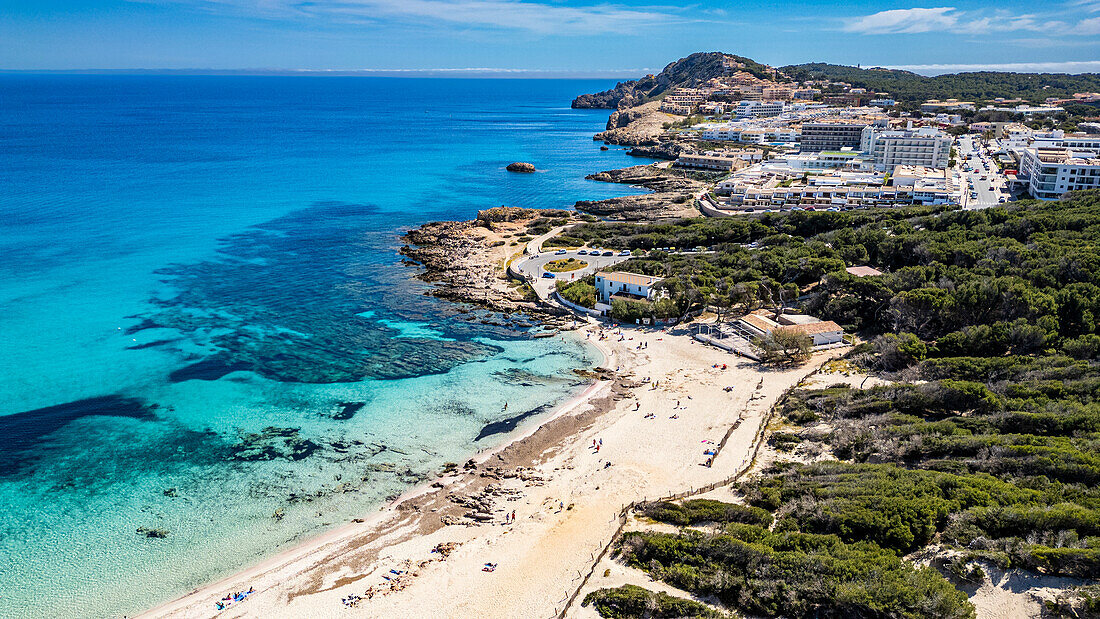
[[511, 510, 516, 522]]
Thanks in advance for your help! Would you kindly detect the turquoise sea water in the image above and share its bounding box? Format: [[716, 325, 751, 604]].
[[0, 76, 650, 617]]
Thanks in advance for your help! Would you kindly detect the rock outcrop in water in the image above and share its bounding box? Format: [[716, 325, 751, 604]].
[[230, 427, 320, 462], [505, 162, 536, 173]]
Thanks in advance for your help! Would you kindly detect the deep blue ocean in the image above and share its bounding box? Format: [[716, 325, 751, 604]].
[[0, 76, 650, 617]]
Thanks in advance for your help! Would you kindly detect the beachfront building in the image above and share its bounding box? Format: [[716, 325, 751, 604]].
[[1018, 147, 1100, 200], [701, 125, 800, 145], [738, 309, 844, 346], [860, 125, 951, 171], [776, 150, 867, 172], [798, 121, 870, 152], [594, 271, 664, 304], [714, 164, 959, 210], [674, 149, 762, 172]]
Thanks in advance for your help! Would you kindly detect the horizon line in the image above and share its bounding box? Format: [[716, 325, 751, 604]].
[[0, 67, 655, 79], [5, 63, 1100, 78]]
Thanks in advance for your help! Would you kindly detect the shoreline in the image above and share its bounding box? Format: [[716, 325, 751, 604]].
[[139, 329, 615, 618], [141, 324, 839, 618]]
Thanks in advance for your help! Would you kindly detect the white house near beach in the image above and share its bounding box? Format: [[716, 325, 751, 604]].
[[594, 271, 664, 305], [738, 309, 844, 346]]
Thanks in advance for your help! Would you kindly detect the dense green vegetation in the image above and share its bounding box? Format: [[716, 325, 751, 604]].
[[614, 525, 972, 618], [638, 499, 772, 528], [580, 192, 1100, 618], [781, 63, 1100, 104], [558, 194, 1100, 350], [582, 585, 731, 619]]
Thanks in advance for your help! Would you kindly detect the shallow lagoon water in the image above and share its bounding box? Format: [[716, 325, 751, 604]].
[[0, 76, 646, 617]]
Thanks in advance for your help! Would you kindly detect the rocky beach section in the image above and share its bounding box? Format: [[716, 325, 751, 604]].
[[400, 207, 579, 325], [576, 164, 716, 220]]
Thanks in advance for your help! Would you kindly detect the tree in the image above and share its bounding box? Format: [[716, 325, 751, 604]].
[[756, 330, 813, 365]]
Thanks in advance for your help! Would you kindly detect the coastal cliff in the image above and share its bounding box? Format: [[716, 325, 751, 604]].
[[571, 51, 773, 109], [591, 101, 676, 148]]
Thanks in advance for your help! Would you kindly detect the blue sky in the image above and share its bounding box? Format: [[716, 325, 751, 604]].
[[2, 0, 1100, 74]]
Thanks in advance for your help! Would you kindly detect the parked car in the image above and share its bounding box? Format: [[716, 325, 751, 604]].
[[618, 250, 631, 256], [602, 251, 613, 256], [577, 249, 587, 255], [555, 249, 567, 255], [541, 272, 555, 279]]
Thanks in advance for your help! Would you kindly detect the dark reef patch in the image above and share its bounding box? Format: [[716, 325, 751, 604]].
[[332, 402, 365, 420], [475, 403, 553, 441], [491, 367, 550, 387], [1, 396, 159, 476], [169, 357, 254, 383], [134, 201, 515, 384], [126, 338, 181, 350], [229, 427, 320, 462]]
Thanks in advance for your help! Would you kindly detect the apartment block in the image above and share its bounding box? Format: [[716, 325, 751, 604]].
[[859, 125, 951, 171], [799, 121, 869, 152], [1019, 147, 1100, 200]]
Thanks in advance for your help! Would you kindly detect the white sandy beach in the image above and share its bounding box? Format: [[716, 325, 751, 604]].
[[141, 324, 838, 619]]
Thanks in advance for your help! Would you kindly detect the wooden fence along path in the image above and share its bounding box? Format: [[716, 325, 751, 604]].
[[553, 364, 827, 619]]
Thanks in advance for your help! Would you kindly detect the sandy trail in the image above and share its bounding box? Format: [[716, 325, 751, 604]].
[[141, 326, 837, 619]]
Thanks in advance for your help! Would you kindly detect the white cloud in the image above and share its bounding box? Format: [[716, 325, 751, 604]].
[[843, 7, 958, 34], [888, 60, 1100, 75], [847, 4, 1100, 37], [1071, 16, 1100, 34], [152, 0, 680, 34]]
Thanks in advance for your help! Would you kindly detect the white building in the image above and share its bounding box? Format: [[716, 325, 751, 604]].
[[594, 271, 664, 304], [778, 150, 866, 172], [675, 150, 762, 171], [981, 104, 1064, 116], [1032, 130, 1100, 154], [860, 125, 951, 171], [1018, 147, 1100, 200], [738, 310, 845, 346], [734, 100, 787, 119]]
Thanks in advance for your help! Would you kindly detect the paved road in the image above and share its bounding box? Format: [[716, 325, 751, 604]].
[[514, 249, 630, 299], [958, 136, 1010, 209]]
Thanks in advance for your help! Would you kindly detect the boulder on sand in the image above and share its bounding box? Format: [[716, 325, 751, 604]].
[[506, 162, 536, 173]]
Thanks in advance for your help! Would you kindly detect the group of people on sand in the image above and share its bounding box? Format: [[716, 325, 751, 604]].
[[503, 509, 517, 524], [591, 438, 602, 453], [214, 587, 254, 611]]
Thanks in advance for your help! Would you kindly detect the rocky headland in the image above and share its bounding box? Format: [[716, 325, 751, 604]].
[[575, 164, 716, 220], [400, 207, 577, 324], [571, 51, 764, 110]]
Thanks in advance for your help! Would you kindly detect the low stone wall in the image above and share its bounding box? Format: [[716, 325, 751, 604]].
[[552, 291, 603, 318]]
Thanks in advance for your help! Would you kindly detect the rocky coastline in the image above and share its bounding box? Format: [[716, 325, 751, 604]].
[[575, 164, 714, 220], [399, 209, 577, 327]]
